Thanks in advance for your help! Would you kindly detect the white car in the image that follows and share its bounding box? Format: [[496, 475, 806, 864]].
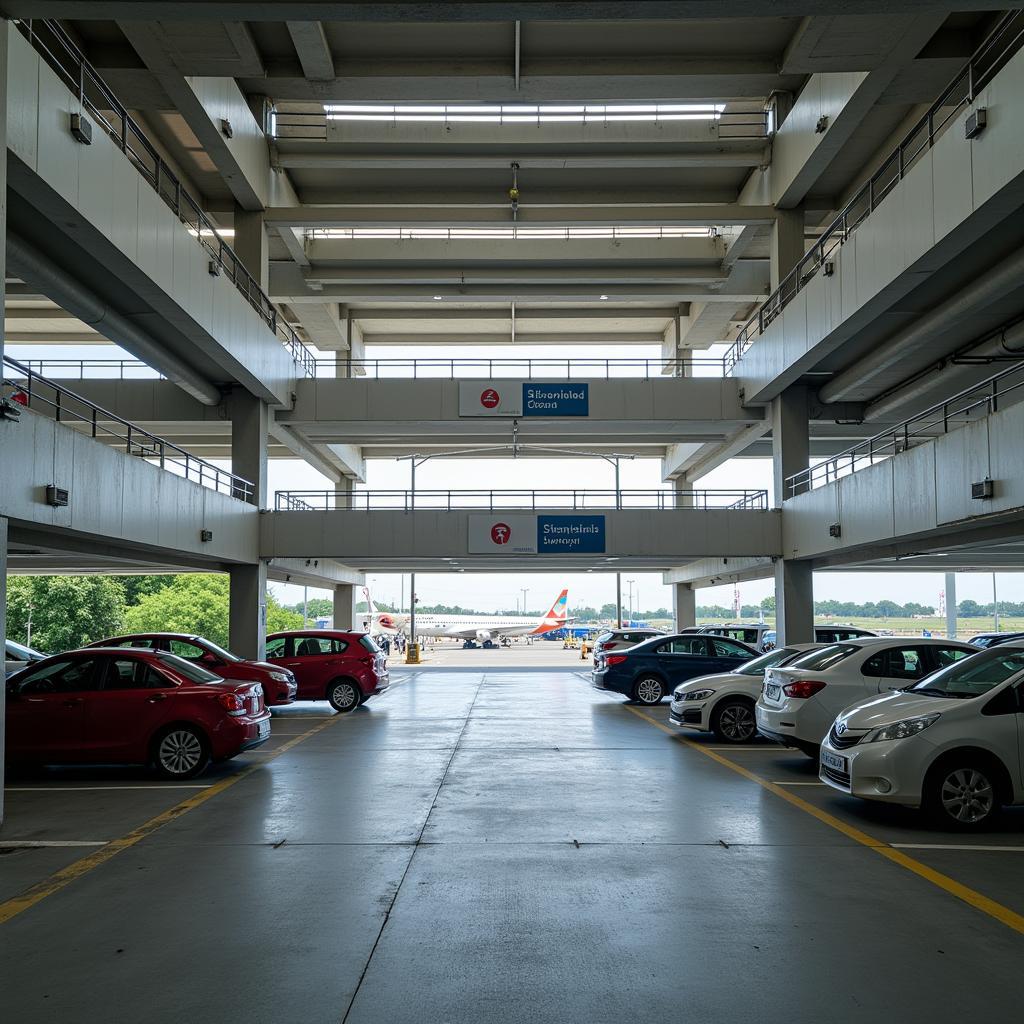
[[669, 644, 822, 743], [5, 639, 47, 678], [819, 642, 1024, 829], [591, 628, 663, 667], [756, 637, 978, 757]]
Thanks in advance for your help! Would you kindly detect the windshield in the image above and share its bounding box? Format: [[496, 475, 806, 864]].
[[156, 653, 224, 683], [198, 639, 242, 663], [909, 648, 1024, 699], [6, 639, 41, 659], [359, 636, 381, 654], [737, 647, 799, 676], [784, 643, 859, 671]]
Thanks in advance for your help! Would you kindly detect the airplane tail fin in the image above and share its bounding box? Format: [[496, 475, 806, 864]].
[[531, 588, 570, 634]]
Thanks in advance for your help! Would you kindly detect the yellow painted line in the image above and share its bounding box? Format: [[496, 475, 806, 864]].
[[0, 716, 339, 926], [624, 705, 1024, 937]]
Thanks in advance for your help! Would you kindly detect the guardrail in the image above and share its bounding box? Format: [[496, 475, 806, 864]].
[[11, 359, 166, 381], [785, 360, 1024, 497], [3, 356, 254, 501], [17, 19, 315, 380], [723, 10, 1024, 374], [275, 489, 768, 512]]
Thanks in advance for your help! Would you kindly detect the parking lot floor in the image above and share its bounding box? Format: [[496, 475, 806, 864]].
[[1, 667, 1023, 1023]]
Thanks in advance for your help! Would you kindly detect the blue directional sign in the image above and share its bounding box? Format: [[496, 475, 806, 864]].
[[522, 383, 589, 417], [537, 515, 606, 553]]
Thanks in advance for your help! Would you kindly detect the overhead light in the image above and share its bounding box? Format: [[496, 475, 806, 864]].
[[599, 294, 609, 300], [433, 295, 443, 300]]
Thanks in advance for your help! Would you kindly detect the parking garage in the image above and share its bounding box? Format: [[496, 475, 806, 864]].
[[2, 3, 1024, 1022]]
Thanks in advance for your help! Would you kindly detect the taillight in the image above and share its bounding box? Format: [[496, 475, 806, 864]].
[[599, 642, 613, 651], [217, 692, 247, 716], [606, 654, 628, 666], [783, 680, 827, 698]]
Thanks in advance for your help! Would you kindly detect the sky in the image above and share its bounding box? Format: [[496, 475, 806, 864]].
[[12, 340, 1024, 619]]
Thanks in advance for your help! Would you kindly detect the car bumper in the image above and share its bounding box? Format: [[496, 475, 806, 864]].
[[819, 736, 926, 806], [668, 700, 708, 731], [264, 680, 297, 706], [756, 699, 831, 750], [372, 673, 390, 695], [214, 711, 272, 757]]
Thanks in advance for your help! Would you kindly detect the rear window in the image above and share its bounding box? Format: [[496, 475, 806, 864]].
[[359, 636, 380, 654], [738, 647, 799, 676], [6, 639, 39, 660], [596, 631, 615, 644], [785, 644, 859, 671], [155, 653, 224, 683]]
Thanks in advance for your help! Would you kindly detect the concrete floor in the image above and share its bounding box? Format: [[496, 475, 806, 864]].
[[1, 668, 1023, 1023]]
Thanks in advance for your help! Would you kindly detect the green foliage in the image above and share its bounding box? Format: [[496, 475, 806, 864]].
[[124, 575, 302, 649], [118, 575, 181, 606], [6, 576, 127, 654], [284, 597, 333, 618]]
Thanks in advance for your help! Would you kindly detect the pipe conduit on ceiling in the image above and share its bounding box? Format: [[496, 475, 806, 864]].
[[6, 232, 222, 406], [818, 246, 1024, 406]]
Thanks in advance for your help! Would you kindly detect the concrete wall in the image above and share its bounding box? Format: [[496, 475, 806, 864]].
[[737, 46, 1024, 404], [5, 30, 296, 405], [0, 408, 259, 565]]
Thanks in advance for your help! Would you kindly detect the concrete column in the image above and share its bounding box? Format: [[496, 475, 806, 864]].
[[230, 390, 268, 506], [334, 583, 356, 631], [674, 583, 696, 631], [945, 572, 958, 639], [334, 351, 352, 379], [233, 207, 269, 292], [772, 385, 809, 506], [674, 474, 695, 509], [0, 516, 8, 825], [0, 22, 8, 826], [229, 562, 267, 661], [775, 559, 813, 644], [770, 207, 804, 290]]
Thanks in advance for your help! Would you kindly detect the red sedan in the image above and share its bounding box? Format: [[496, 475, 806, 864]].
[[87, 633, 297, 707], [5, 648, 271, 778], [265, 630, 389, 713]]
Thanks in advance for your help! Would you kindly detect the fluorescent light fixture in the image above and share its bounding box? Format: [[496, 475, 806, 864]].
[[188, 227, 235, 239], [433, 295, 443, 300], [309, 226, 716, 242], [600, 294, 609, 300]]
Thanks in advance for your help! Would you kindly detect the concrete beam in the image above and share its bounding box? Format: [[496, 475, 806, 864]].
[[285, 21, 335, 81], [325, 442, 367, 481], [274, 153, 766, 172], [268, 557, 363, 589], [359, 332, 666, 346], [268, 416, 350, 484], [349, 306, 681, 322]]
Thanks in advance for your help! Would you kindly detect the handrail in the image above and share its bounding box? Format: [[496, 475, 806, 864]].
[[785, 359, 1024, 498], [723, 10, 1024, 374], [17, 19, 315, 379], [3, 356, 254, 502], [275, 489, 768, 512], [10, 359, 166, 380]]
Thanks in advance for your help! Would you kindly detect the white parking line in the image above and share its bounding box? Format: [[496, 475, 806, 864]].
[[5, 785, 212, 792], [772, 781, 826, 786], [0, 841, 106, 848], [892, 844, 1024, 853]]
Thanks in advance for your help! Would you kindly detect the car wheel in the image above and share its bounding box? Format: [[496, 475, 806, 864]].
[[153, 726, 209, 779], [711, 699, 757, 743], [633, 676, 665, 705], [328, 679, 362, 713], [925, 761, 1001, 829]]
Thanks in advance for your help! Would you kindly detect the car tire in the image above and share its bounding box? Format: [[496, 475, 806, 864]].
[[924, 758, 1003, 830], [711, 698, 757, 744], [152, 725, 210, 780], [632, 675, 665, 705], [327, 678, 362, 714]]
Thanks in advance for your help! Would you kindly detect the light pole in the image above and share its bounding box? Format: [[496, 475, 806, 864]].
[[993, 572, 1000, 632], [521, 588, 529, 616], [626, 579, 636, 625]]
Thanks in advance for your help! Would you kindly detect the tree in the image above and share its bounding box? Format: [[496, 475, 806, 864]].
[[6, 576, 127, 653], [124, 574, 302, 649], [760, 596, 776, 612], [118, 575, 181, 606], [285, 597, 333, 619], [958, 599, 982, 618]]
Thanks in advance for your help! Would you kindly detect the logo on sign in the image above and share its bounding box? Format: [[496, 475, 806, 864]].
[[491, 522, 512, 545], [480, 388, 500, 409]]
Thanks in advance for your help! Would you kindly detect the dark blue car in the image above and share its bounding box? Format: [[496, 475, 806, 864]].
[[592, 633, 758, 705]]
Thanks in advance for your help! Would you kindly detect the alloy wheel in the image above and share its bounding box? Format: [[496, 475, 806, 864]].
[[636, 678, 663, 704], [718, 703, 756, 742], [940, 768, 995, 824], [331, 682, 359, 711], [159, 730, 203, 776]]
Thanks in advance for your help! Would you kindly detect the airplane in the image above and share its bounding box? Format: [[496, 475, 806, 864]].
[[361, 587, 572, 649]]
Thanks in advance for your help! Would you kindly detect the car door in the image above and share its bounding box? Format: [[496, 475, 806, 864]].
[[83, 656, 179, 760], [5, 658, 100, 757], [653, 636, 711, 685], [708, 637, 757, 674], [861, 645, 931, 695], [279, 635, 339, 698]]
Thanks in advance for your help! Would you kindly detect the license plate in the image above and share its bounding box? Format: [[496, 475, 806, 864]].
[[257, 719, 270, 740], [821, 750, 846, 772], [764, 683, 780, 699]]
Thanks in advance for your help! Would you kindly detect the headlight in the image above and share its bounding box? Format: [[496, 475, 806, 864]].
[[269, 671, 290, 682], [866, 714, 939, 743], [676, 688, 715, 701]]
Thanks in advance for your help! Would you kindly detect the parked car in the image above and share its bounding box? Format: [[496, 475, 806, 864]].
[[265, 630, 389, 712], [593, 632, 758, 705], [5, 648, 271, 778], [819, 642, 1024, 829], [87, 633, 296, 706], [5, 639, 47, 678], [695, 623, 773, 648], [759, 625, 877, 651], [756, 637, 978, 757], [966, 631, 1024, 649], [591, 627, 665, 667], [669, 643, 822, 743]]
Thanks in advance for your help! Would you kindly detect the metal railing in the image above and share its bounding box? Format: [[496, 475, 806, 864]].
[[3, 356, 253, 501], [17, 19, 316, 379], [786, 360, 1024, 498], [11, 359, 166, 381], [723, 10, 1024, 374], [319, 356, 727, 379], [275, 489, 768, 512]]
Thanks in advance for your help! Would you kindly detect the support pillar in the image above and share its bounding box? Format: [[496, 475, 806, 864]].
[[230, 391, 268, 506], [674, 473, 695, 509], [945, 572, 957, 639], [772, 385, 809, 506], [229, 562, 267, 661], [770, 207, 804, 290], [0, 22, 9, 825], [233, 207, 269, 292], [334, 583, 356, 631], [0, 516, 8, 825], [674, 582, 696, 631], [775, 559, 813, 645]]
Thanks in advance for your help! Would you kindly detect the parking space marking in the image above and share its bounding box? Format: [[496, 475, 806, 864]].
[[624, 705, 1024, 937], [0, 716, 340, 926], [5, 785, 212, 792], [893, 844, 1024, 853], [772, 781, 826, 786], [0, 841, 106, 848]]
